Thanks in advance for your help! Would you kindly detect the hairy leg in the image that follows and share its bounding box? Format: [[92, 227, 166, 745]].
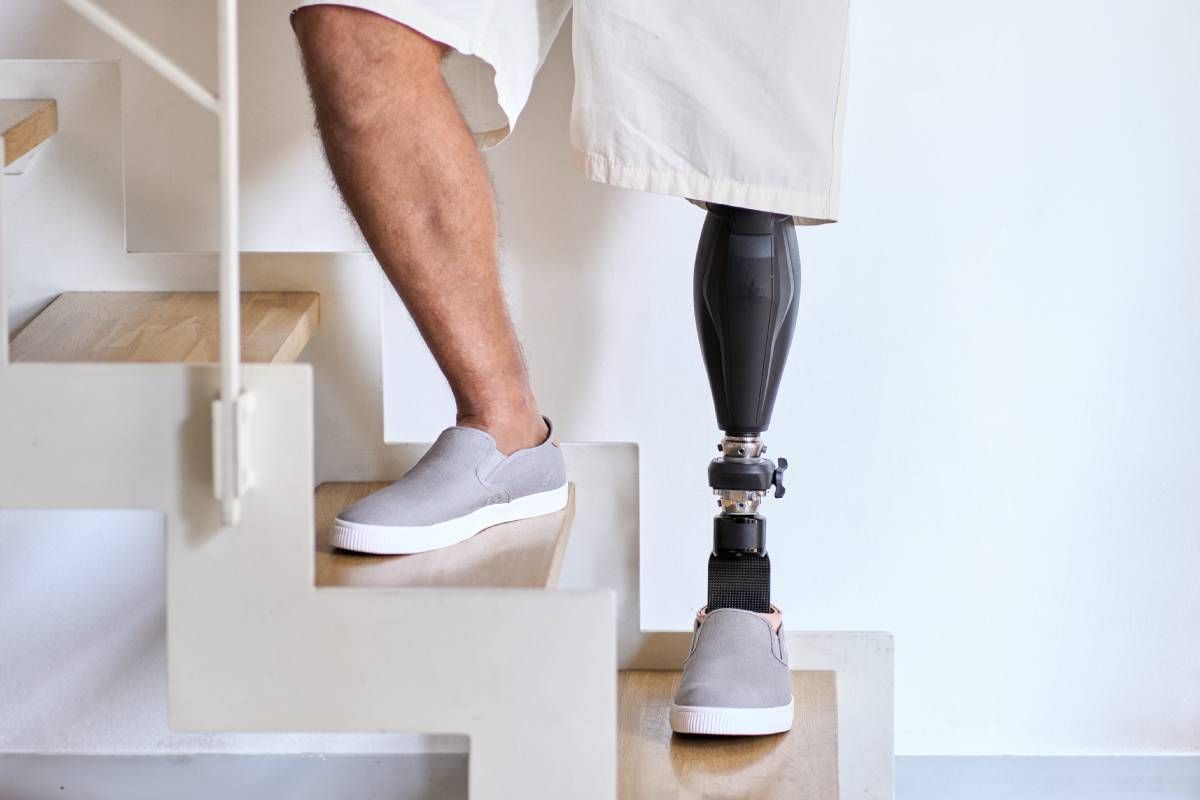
[[293, 5, 546, 454]]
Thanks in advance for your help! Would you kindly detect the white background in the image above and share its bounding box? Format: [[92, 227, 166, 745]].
[[2, 0, 1198, 756]]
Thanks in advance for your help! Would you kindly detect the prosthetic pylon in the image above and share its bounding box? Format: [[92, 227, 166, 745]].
[[694, 204, 799, 612]]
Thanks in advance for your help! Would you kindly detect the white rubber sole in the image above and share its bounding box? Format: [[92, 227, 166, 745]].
[[669, 698, 794, 736], [329, 483, 569, 555]]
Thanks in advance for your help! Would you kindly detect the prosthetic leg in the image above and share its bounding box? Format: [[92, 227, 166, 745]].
[[694, 204, 799, 613], [668, 204, 801, 736]]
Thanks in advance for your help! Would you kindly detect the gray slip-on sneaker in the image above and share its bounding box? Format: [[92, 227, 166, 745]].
[[670, 607, 794, 736], [330, 417, 568, 555]]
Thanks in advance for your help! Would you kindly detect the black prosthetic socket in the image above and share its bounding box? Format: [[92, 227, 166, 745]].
[[694, 205, 800, 435], [694, 204, 800, 613]]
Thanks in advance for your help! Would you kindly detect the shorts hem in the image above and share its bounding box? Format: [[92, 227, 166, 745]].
[[292, 0, 517, 147], [293, 0, 473, 53], [571, 149, 839, 226]]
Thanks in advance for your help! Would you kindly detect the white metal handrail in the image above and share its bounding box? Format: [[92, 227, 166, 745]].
[[60, 0, 247, 524], [60, 0, 219, 113]]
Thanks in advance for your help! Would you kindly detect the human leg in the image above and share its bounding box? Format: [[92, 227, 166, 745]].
[[293, 5, 545, 455], [293, 6, 566, 554]]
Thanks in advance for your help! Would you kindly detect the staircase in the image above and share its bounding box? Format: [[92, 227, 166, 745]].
[[0, 8, 894, 800], [0, 46, 618, 799]]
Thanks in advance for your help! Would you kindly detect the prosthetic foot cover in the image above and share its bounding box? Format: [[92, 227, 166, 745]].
[[707, 553, 771, 613]]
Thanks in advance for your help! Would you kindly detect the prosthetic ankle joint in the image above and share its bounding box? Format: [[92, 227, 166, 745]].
[[694, 204, 799, 613]]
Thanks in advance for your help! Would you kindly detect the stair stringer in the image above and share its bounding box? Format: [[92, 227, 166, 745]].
[[0, 363, 617, 800]]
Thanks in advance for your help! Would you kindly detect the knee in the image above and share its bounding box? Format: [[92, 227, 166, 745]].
[[292, 5, 445, 135]]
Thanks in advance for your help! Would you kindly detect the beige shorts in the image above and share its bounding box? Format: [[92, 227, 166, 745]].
[[295, 0, 851, 223]]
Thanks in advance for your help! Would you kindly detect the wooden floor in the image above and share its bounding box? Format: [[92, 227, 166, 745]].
[[10, 292, 320, 364], [618, 670, 839, 800], [1, 99, 57, 166], [314, 483, 575, 588]]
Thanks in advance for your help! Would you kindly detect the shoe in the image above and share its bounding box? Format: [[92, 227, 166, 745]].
[[670, 607, 794, 736], [330, 417, 568, 554]]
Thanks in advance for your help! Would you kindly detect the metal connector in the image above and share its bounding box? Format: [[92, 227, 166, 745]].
[[717, 434, 766, 459], [716, 488, 766, 515]]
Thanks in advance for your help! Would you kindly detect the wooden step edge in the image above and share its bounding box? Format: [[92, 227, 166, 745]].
[[1, 99, 58, 167], [313, 482, 575, 589], [263, 291, 321, 364], [10, 291, 320, 365]]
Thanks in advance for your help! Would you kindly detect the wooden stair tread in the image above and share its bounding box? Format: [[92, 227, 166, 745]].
[[618, 670, 838, 800], [10, 292, 320, 364], [1, 99, 58, 166], [315, 482, 575, 588]]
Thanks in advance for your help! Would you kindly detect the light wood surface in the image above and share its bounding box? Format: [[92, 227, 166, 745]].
[[315, 482, 575, 588], [10, 291, 319, 364], [1, 99, 57, 166], [618, 670, 839, 800]]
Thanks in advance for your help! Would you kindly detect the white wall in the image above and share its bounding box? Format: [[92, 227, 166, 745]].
[[2, 0, 1199, 756]]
